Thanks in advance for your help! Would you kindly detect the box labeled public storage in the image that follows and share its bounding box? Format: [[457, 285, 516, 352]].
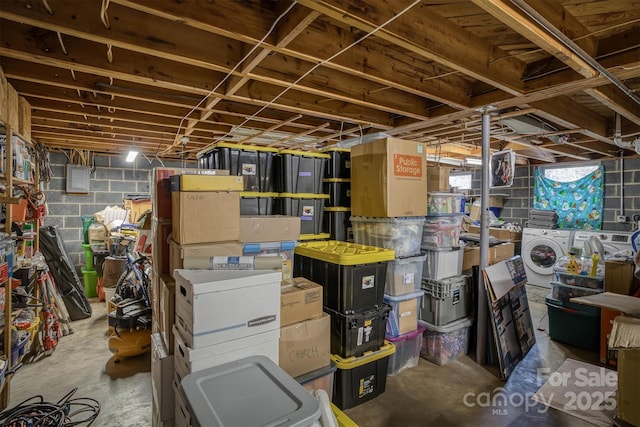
[[294, 241, 395, 314], [419, 317, 472, 366], [173, 269, 281, 349], [323, 207, 352, 242], [322, 147, 351, 179], [169, 174, 244, 192], [244, 241, 295, 281], [351, 216, 425, 258], [152, 167, 229, 221], [280, 277, 323, 327], [331, 342, 395, 410], [197, 142, 277, 192], [422, 246, 464, 281], [421, 276, 470, 326], [276, 193, 329, 237], [384, 291, 423, 337], [351, 137, 427, 217], [239, 215, 301, 243], [386, 323, 425, 376], [169, 240, 244, 273], [160, 275, 176, 354], [171, 191, 240, 245], [325, 305, 390, 358], [173, 326, 280, 384], [279, 313, 331, 378], [385, 254, 426, 296], [151, 333, 174, 422], [275, 149, 329, 194]]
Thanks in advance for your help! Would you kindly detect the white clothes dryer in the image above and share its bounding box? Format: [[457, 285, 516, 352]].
[[521, 227, 575, 288]]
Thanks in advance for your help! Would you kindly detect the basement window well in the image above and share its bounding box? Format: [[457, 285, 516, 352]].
[[542, 164, 599, 182]]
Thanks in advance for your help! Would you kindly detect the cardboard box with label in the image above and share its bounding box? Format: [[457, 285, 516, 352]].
[[152, 167, 229, 221], [462, 243, 515, 271], [279, 313, 331, 378], [169, 240, 244, 274], [280, 277, 323, 327], [351, 137, 427, 217], [239, 215, 301, 243], [171, 191, 240, 245], [160, 275, 176, 354]]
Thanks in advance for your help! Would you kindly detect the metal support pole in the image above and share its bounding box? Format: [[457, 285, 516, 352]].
[[476, 111, 491, 364]]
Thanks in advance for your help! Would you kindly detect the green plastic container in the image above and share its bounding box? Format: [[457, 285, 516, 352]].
[[545, 293, 600, 350], [82, 269, 98, 298], [82, 244, 95, 271], [81, 215, 94, 244]]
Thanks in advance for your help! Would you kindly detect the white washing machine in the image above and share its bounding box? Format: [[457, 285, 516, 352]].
[[572, 230, 634, 256], [521, 227, 575, 288]]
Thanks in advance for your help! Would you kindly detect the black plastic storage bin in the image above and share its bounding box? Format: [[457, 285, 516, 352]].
[[331, 342, 395, 410], [545, 293, 600, 350], [323, 207, 352, 241], [275, 149, 329, 194], [276, 193, 329, 236], [294, 241, 395, 314], [325, 305, 390, 358], [198, 142, 277, 192], [321, 147, 351, 179], [240, 192, 276, 215], [323, 179, 351, 207]]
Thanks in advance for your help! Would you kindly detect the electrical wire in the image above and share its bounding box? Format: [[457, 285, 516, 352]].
[[0, 388, 100, 426]]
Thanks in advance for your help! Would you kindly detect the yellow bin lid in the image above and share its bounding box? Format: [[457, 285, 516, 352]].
[[279, 193, 330, 199], [294, 241, 395, 265], [278, 149, 330, 159], [323, 178, 351, 183], [331, 342, 395, 369], [240, 192, 278, 198], [299, 233, 331, 241], [320, 146, 351, 153], [324, 207, 350, 212]]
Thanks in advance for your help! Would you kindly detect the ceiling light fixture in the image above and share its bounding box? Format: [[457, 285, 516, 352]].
[[466, 157, 482, 165], [126, 151, 139, 162]]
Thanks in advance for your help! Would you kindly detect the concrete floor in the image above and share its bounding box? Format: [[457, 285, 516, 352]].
[[6, 285, 610, 427]]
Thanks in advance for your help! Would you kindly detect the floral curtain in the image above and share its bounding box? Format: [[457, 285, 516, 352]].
[[533, 166, 604, 230]]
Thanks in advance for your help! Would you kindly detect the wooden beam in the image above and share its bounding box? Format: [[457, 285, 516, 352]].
[[296, 0, 527, 95], [584, 85, 640, 126]]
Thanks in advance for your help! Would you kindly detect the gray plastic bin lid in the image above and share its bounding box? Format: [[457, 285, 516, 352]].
[[181, 355, 321, 427]]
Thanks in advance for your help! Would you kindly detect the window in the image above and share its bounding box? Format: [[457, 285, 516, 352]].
[[449, 173, 472, 190], [542, 164, 599, 182]]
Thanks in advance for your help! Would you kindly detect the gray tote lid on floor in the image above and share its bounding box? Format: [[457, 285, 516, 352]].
[[181, 355, 321, 427]]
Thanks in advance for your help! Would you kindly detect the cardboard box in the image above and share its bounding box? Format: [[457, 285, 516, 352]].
[[618, 349, 640, 426], [171, 191, 240, 245], [124, 198, 152, 223], [351, 137, 427, 217], [152, 167, 229, 221], [152, 219, 172, 275], [169, 174, 243, 192], [280, 277, 323, 327], [6, 83, 19, 131], [604, 260, 637, 296], [427, 167, 450, 192], [239, 215, 301, 243], [151, 333, 174, 422], [169, 239, 243, 274], [468, 226, 522, 242], [279, 313, 331, 378], [160, 275, 176, 355], [462, 243, 515, 271]]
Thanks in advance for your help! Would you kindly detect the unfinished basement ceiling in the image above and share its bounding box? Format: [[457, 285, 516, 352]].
[[0, 0, 639, 163]]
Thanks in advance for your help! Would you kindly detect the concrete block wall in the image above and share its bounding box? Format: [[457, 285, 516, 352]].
[[470, 156, 640, 231], [40, 152, 188, 267]]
